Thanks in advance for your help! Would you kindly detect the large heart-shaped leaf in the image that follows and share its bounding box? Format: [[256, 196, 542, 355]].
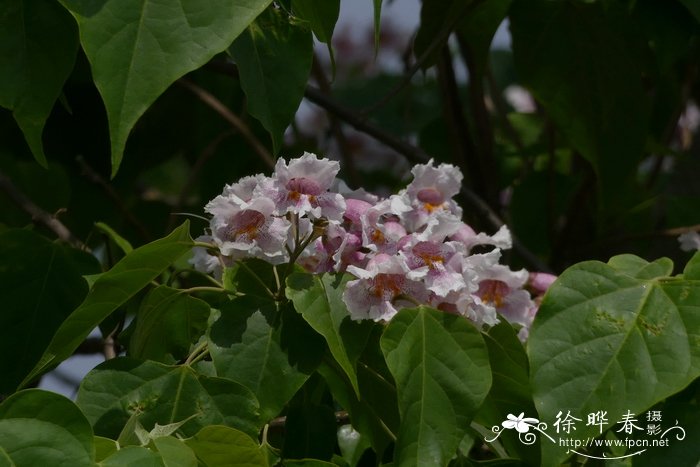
[[0, 0, 78, 167], [129, 285, 210, 363], [0, 229, 96, 395], [21, 221, 192, 387], [286, 272, 374, 395], [528, 253, 700, 466], [0, 389, 94, 466], [208, 296, 310, 422], [59, 0, 273, 176], [229, 7, 313, 153], [77, 358, 260, 440], [380, 306, 491, 467]]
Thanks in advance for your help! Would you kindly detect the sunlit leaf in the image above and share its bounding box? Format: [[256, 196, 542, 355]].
[[529, 256, 700, 466], [381, 306, 491, 466]]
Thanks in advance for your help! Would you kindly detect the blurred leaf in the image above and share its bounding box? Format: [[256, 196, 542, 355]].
[[0, 229, 93, 394], [94, 436, 119, 462], [373, 0, 382, 55], [96, 221, 133, 254], [59, 0, 273, 176], [184, 425, 266, 467], [230, 7, 313, 153], [529, 256, 700, 466], [455, 0, 512, 78], [510, 0, 649, 211], [208, 296, 310, 422], [77, 358, 260, 440], [21, 221, 192, 388], [129, 285, 210, 363], [0, 390, 94, 466], [286, 272, 374, 395], [678, 0, 700, 23], [292, 0, 339, 70], [414, 0, 472, 69], [152, 436, 199, 467], [381, 306, 492, 467], [0, 0, 78, 167]]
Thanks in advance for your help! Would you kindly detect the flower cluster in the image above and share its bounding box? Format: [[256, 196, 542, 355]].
[[192, 153, 555, 339]]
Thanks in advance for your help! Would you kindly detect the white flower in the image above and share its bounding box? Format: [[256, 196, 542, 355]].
[[502, 413, 540, 433], [207, 195, 290, 264], [679, 231, 700, 251]]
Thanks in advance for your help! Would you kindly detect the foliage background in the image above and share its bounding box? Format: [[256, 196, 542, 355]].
[[1, 0, 700, 465]]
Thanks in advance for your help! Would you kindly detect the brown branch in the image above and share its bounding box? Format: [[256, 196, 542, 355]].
[[311, 54, 359, 187], [0, 170, 87, 250], [177, 78, 275, 170], [77, 156, 152, 242]]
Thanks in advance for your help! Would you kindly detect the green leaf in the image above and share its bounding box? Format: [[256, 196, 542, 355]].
[[455, 0, 511, 78], [208, 296, 310, 422], [230, 6, 313, 153], [184, 425, 266, 467], [94, 436, 118, 462], [380, 306, 492, 467], [77, 358, 260, 440], [152, 437, 199, 467], [95, 221, 134, 254], [0, 0, 78, 167], [683, 251, 700, 279], [100, 446, 165, 467], [292, 0, 339, 70], [20, 221, 193, 387], [413, 0, 472, 69], [129, 285, 210, 363], [59, 0, 273, 176], [0, 448, 14, 467], [607, 254, 674, 279], [286, 272, 374, 395], [679, 0, 700, 23], [528, 259, 700, 466], [372, 0, 382, 55], [510, 0, 649, 210], [0, 389, 94, 466], [0, 229, 91, 394], [476, 322, 538, 463]]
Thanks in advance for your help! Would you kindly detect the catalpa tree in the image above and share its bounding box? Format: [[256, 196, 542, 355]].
[[1, 0, 700, 466]]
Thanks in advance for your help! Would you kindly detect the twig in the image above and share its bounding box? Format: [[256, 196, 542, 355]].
[[77, 156, 151, 242], [167, 130, 234, 231], [177, 78, 275, 170], [0, 170, 87, 250], [311, 54, 359, 187], [359, 0, 476, 117]]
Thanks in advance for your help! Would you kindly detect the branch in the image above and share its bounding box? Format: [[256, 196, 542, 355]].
[[77, 156, 151, 242], [0, 170, 87, 250], [177, 78, 275, 170]]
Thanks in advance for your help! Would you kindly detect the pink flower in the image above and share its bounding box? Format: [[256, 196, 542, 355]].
[[344, 254, 428, 321], [399, 160, 463, 230], [271, 152, 346, 221], [206, 195, 290, 264]]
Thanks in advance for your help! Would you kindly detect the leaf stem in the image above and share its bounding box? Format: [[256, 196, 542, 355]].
[[184, 340, 209, 366]]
